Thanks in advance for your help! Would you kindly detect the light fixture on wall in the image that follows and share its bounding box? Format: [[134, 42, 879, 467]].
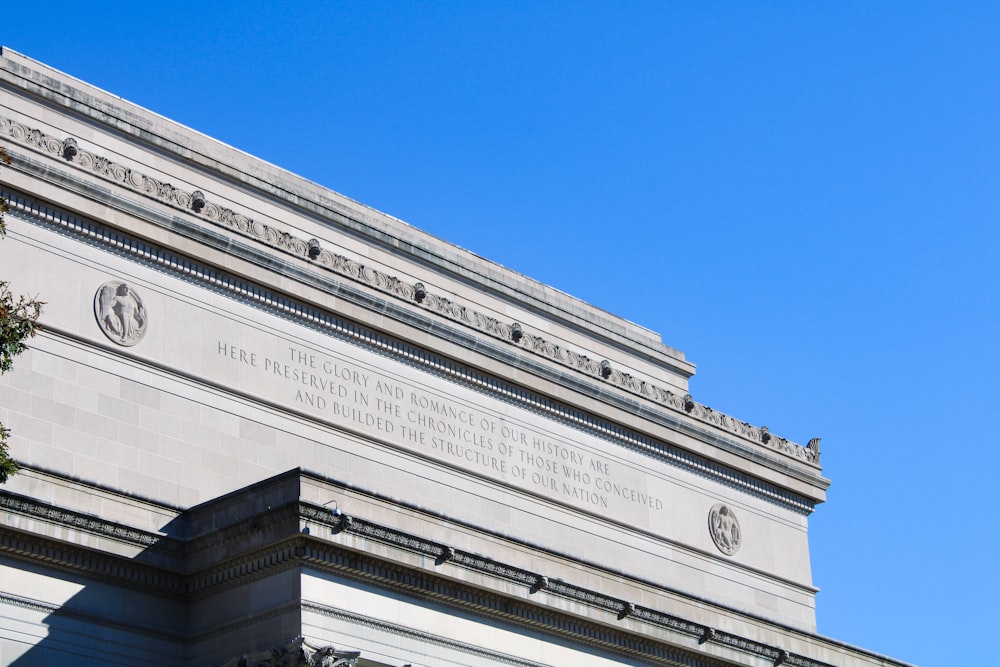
[[302, 498, 342, 535]]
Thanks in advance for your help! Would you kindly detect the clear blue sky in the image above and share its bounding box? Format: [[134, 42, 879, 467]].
[[9, 4, 999, 665]]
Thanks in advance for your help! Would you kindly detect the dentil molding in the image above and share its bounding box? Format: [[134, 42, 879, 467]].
[[0, 112, 819, 466]]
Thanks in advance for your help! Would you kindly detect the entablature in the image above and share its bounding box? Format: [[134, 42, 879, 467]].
[[0, 46, 827, 488], [0, 131, 825, 499], [0, 468, 909, 667]]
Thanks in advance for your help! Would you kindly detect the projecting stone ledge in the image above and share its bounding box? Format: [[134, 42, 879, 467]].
[[0, 84, 817, 469]]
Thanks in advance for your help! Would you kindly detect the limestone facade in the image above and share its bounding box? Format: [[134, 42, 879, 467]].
[[0, 48, 912, 667]]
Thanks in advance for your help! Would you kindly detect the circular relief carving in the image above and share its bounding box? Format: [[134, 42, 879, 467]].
[[708, 504, 741, 556], [94, 282, 148, 347]]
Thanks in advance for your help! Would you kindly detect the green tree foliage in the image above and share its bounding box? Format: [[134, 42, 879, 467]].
[[0, 146, 43, 483]]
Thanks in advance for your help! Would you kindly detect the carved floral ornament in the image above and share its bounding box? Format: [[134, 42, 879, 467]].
[[1, 113, 820, 464], [94, 281, 148, 347]]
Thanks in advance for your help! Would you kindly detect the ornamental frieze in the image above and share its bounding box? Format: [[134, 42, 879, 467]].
[[0, 113, 819, 466]]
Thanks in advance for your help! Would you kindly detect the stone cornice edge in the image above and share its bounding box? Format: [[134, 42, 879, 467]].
[[0, 112, 821, 470], [0, 48, 677, 361], [0, 484, 912, 667], [3, 186, 823, 507]]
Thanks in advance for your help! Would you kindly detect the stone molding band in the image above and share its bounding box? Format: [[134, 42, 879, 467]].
[[301, 537, 831, 667], [0, 591, 185, 643], [300, 603, 594, 667], [0, 113, 820, 467], [0, 482, 832, 667], [0, 528, 187, 596], [2, 187, 818, 514], [306, 504, 830, 667], [0, 491, 180, 552]]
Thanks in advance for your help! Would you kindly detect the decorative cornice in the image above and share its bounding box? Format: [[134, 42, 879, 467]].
[[303, 489, 815, 603], [0, 485, 843, 667], [0, 112, 819, 467], [3, 188, 818, 514], [187, 541, 304, 596], [185, 501, 300, 562], [307, 509, 836, 667], [300, 541, 717, 667], [0, 591, 56, 615], [0, 527, 187, 595], [0, 491, 181, 553], [0, 516, 833, 667], [300, 539, 835, 667]]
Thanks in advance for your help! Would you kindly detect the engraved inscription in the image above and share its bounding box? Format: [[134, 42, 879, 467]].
[[217, 340, 665, 515]]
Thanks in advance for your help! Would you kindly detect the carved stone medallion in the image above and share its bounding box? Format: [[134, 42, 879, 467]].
[[708, 504, 741, 556], [94, 281, 148, 346]]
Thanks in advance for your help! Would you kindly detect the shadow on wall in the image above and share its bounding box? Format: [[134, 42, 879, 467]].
[[1, 467, 652, 667], [3, 468, 314, 666]]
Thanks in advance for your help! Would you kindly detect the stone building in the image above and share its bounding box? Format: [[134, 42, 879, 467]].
[[0, 49, 912, 667]]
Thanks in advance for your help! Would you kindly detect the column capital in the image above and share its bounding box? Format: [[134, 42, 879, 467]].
[[221, 636, 361, 667]]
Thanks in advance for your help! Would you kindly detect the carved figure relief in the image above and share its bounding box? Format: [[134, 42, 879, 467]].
[[94, 281, 148, 346], [708, 504, 741, 556]]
